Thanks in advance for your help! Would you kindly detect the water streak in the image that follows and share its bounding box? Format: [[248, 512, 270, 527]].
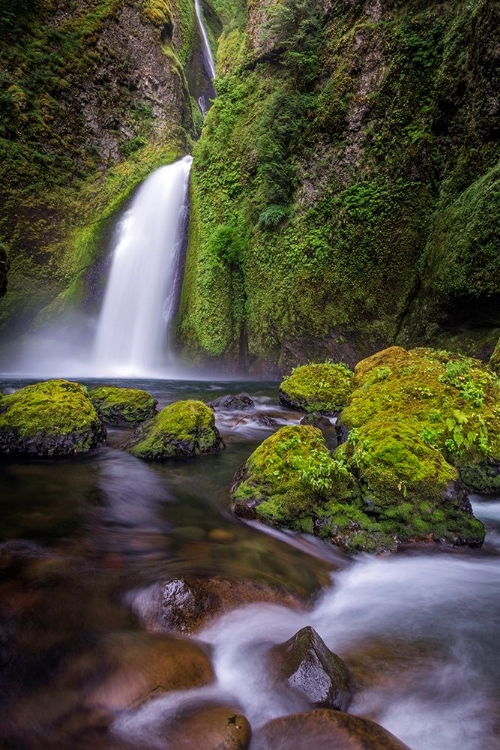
[[194, 0, 216, 80], [92, 156, 192, 377]]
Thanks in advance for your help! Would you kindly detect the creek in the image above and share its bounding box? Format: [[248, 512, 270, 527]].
[[0, 377, 500, 749]]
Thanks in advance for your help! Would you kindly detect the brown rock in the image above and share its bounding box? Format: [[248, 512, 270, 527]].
[[165, 704, 251, 750], [82, 631, 214, 712], [133, 576, 303, 634], [270, 626, 351, 710], [253, 709, 412, 750]]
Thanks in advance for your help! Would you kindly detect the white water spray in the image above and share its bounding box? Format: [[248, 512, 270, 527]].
[[92, 156, 192, 377], [194, 0, 216, 80]]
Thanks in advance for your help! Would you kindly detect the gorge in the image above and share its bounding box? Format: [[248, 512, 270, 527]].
[[0, 1, 499, 748]]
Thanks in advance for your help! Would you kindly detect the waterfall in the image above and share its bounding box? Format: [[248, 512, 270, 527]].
[[92, 156, 192, 377], [194, 0, 216, 80]]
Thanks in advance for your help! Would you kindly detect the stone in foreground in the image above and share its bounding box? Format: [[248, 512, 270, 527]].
[[270, 626, 351, 710], [253, 709, 411, 750], [0, 379, 105, 456], [162, 704, 251, 749], [89, 386, 157, 426], [127, 399, 224, 460]]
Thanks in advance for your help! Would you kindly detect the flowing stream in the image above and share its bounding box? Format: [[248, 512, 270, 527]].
[[92, 156, 192, 378], [0, 377, 500, 749], [194, 0, 216, 81]]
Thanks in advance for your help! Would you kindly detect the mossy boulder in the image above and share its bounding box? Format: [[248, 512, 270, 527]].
[[341, 346, 500, 493], [127, 400, 224, 461], [89, 386, 158, 427], [231, 425, 353, 533], [279, 363, 355, 414], [330, 421, 484, 551], [0, 380, 105, 456], [231, 421, 484, 554]]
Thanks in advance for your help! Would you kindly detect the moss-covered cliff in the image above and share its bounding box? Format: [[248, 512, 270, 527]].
[[178, 0, 500, 374], [0, 0, 213, 341]]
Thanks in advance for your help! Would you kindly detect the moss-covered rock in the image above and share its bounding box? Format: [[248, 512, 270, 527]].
[[279, 363, 355, 414], [0, 379, 105, 456], [89, 386, 158, 427], [342, 346, 500, 493], [231, 425, 353, 532], [231, 420, 484, 554], [127, 400, 224, 460]]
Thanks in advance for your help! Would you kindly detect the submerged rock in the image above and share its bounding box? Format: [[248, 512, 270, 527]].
[[207, 393, 255, 410], [131, 576, 303, 634], [279, 362, 354, 414], [126, 399, 224, 460], [82, 631, 214, 712], [253, 709, 412, 750], [270, 626, 351, 711], [162, 704, 251, 750], [0, 379, 105, 456], [88, 386, 157, 427]]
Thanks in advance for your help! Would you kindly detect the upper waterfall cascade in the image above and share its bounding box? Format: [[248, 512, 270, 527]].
[[92, 156, 193, 377], [194, 0, 216, 80]]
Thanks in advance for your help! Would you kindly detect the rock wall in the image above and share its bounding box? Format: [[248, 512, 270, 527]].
[[177, 0, 500, 374], [0, 0, 210, 340]]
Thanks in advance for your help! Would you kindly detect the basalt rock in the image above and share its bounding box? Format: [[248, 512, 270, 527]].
[[162, 704, 251, 750], [126, 400, 224, 460], [130, 576, 303, 634], [270, 626, 352, 711], [89, 386, 158, 427], [207, 393, 255, 410], [253, 709, 412, 750], [0, 380, 105, 456]]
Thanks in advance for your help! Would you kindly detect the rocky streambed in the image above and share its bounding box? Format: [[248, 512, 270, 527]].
[[0, 365, 499, 748]]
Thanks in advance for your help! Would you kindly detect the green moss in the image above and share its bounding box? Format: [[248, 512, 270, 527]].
[[127, 399, 224, 460], [279, 362, 355, 413], [342, 347, 500, 479], [490, 339, 500, 376], [232, 424, 355, 525], [178, 0, 500, 369], [89, 386, 158, 427], [0, 379, 105, 455]]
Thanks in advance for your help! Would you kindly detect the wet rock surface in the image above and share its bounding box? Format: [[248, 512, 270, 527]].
[[207, 393, 255, 410], [270, 626, 351, 710], [253, 709, 412, 750], [89, 386, 158, 427], [163, 704, 251, 749], [131, 576, 304, 634], [127, 400, 224, 460], [0, 380, 105, 456]]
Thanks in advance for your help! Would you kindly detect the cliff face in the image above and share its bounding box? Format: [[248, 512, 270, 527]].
[[0, 0, 208, 340], [178, 0, 500, 373]]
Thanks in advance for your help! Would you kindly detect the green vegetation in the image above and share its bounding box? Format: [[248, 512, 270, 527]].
[[231, 417, 484, 553], [232, 425, 353, 531], [0, 0, 199, 337], [279, 362, 354, 413], [127, 399, 224, 460], [342, 347, 500, 483], [178, 0, 500, 369], [0, 379, 105, 455], [89, 386, 158, 426]]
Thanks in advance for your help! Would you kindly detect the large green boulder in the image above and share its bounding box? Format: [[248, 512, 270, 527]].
[[231, 422, 483, 554], [89, 386, 157, 427], [127, 400, 224, 460], [279, 363, 354, 414], [342, 346, 500, 494], [231, 425, 353, 533], [0, 379, 105, 456]]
